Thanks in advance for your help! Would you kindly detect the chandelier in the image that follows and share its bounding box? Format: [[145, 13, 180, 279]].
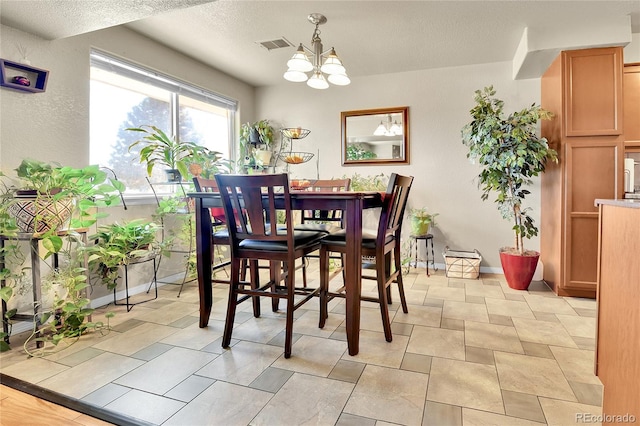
[[283, 13, 350, 89], [374, 114, 403, 136]]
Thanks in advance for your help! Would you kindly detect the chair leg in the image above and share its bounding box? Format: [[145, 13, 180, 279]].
[[376, 256, 393, 342], [301, 256, 308, 288], [271, 261, 280, 312], [284, 266, 295, 359], [222, 258, 241, 348], [319, 246, 329, 328], [249, 259, 261, 317], [240, 258, 248, 281], [395, 244, 409, 314], [385, 253, 393, 304]]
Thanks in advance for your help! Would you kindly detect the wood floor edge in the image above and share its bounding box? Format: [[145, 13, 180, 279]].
[[0, 372, 153, 426]]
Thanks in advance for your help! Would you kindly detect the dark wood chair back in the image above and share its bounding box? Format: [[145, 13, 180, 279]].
[[377, 173, 414, 246], [214, 173, 293, 252], [193, 176, 219, 192]]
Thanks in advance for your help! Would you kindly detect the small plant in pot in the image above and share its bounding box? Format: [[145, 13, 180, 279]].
[[408, 208, 438, 236], [461, 86, 557, 290], [127, 125, 208, 182]]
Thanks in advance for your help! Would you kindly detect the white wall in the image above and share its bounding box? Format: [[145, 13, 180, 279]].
[[256, 62, 542, 270], [625, 32, 640, 62]]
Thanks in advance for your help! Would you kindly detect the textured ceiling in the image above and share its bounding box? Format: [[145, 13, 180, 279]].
[[0, 0, 213, 39], [1, 1, 639, 87]]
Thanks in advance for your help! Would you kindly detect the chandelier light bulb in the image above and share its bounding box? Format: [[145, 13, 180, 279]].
[[307, 71, 329, 89], [287, 44, 314, 72], [320, 48, 346, 75], [284, 69, 309, 82], [390, 121, 402, 135], [328, 72, 350, 86], [374, 122, 387, 136]]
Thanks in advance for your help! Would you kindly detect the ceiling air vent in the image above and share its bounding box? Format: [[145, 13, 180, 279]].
[[257, 38, 294, 51]]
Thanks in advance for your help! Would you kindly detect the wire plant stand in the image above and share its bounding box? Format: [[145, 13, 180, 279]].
[[146, 177, 196, 297]]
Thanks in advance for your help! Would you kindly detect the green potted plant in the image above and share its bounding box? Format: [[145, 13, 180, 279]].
[[408, 208, 438, 236], [186, 148, 232, 178], [84, 220, 162, 290], [239, 119, 275, 170], [127, 125, 208, 182], [461, 86, 557, 290]]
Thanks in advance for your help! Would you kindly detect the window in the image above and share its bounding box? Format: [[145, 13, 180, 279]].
[[90, 50, 237, 194]]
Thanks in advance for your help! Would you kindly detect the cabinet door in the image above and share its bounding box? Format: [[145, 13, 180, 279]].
[[563, 142, 620, 291], [563, 47, 623, 137], [624, 64, 640, 144]]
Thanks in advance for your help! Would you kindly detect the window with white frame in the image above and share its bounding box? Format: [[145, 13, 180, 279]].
[[90, 50, 237, 194]]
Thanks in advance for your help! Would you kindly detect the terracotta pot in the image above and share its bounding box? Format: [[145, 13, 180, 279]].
[[499, 249, 540, 290]]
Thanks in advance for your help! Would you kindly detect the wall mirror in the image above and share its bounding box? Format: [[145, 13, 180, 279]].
[[341, 106, 409, 165]]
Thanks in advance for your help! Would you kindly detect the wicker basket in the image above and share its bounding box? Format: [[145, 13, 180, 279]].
[[443, 247, 482, 279]]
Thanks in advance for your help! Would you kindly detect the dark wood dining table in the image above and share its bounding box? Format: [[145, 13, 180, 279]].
[[188, 190, 384, 356]]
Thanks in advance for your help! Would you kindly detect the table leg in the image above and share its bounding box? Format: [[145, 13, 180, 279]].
[[195, 198, 213, 328], [29, 239, 43, 348], [343, 197, 362, 356], [1, 239, 9, 344]]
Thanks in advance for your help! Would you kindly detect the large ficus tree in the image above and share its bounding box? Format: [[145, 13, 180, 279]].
[[461, 86, 558, 255]]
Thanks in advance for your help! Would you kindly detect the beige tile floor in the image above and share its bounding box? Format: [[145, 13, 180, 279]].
[[0, 263, 603, 426]]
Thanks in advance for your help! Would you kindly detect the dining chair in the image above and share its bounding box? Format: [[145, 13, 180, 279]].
[[215, 173, 327, 358], [318, 173, 414, 342], [294, 178, 351, 287]]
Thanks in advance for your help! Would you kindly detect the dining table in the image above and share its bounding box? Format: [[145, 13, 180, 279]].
[[188, 189, 384, 356]]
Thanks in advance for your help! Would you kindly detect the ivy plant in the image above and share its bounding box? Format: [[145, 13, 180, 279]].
[[84, 220, 162, 290]]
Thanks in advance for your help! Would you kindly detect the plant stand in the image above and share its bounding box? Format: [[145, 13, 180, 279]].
[[409, 233, 436, 276], [278, 128, 314, 174], [1, 229, 89, 347], [146, 178, 196, 297], [113, 253, 158, 312]]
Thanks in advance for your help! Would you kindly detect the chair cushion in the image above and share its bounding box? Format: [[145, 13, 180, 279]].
[[239, 230, 326, 251], [212, 228, 229, 240], [321, 228, 394, 249]]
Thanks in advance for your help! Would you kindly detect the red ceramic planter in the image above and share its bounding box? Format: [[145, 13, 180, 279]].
[[499, 250, 540, 290]]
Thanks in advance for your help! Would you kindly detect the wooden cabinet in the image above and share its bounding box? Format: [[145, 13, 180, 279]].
[[541, 47, 624, 298], [595, 200, 640, 420]]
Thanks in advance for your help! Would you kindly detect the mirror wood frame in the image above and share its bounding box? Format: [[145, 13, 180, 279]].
[[341, 106, 409, 165]]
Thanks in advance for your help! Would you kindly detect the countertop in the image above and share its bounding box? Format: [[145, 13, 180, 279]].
[[595, 198, 640, 208]]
